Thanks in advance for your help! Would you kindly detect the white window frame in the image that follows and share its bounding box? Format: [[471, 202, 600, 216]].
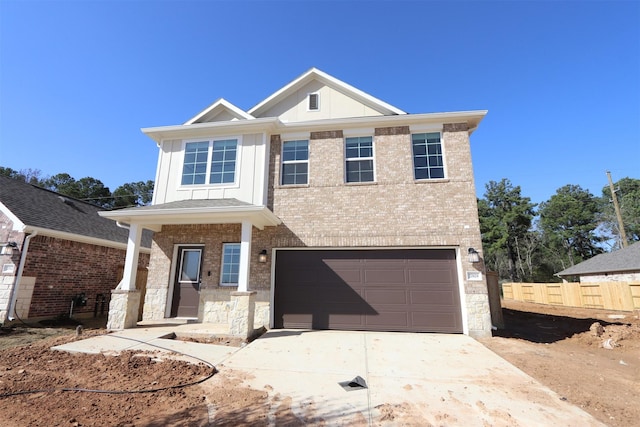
[[180, 136, 241, 187], [411, 132, 446, 180], [281, 140, 309, 186], [178, 248, 202, 284], [307, 92, 320, 111], [345, 136, 375, 183], [220, 243, 241, 286]]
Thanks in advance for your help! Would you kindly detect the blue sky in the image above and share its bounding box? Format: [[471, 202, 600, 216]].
[[1, 0, 638, 206]]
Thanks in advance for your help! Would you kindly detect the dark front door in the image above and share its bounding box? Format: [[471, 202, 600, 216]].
[[274, 249, 463, 333], [170, 247, 202, 318]]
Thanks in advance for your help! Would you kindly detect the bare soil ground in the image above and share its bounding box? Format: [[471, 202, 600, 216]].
[[480, 300, 640, 427], [0, 303, 638, 426]]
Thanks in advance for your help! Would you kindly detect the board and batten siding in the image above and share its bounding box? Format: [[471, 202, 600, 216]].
[[259, 81, 384, 122], [152, 133, 269, 206]]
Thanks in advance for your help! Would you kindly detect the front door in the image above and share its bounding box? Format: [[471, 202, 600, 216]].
[[170, 246, 202, 318]]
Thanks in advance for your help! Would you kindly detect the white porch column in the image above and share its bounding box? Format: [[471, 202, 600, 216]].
[[237, 220, 252, 292], [121, 223, 142, 291]]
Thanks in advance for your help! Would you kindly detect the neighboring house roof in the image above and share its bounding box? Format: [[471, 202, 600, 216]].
[[556, 242, 640, 277], [247, 67, 406, 117], [99, 199, 281, 231], [0, 176, 152, 250]]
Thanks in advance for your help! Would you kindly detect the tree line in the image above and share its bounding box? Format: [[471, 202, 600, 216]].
[[478, 177, 639, 283], [0, 167, 153, 209], [3, 166, 638, 282]]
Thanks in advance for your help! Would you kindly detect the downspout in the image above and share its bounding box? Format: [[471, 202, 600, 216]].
[[7, 231, 38, 321]]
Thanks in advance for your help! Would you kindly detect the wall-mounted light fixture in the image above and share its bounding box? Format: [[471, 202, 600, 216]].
[[1, 241, 18, 256], [258, 249, 268, 263], [468, 247, 480, 263]]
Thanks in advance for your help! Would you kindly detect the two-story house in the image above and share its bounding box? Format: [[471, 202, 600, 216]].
[[101, 68, 492, 338]]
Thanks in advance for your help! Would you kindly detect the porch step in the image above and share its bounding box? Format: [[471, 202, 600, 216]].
[[137, 318, 197, 327]]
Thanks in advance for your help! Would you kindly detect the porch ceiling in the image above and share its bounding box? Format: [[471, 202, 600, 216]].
[[98, 199, 281, 231]]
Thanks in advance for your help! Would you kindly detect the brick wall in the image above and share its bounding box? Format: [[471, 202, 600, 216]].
[[269, 124, 484, 259], [20, 236, 149, 319]]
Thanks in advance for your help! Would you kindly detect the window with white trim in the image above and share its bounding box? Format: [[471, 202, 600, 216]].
[[345, 136, 374, 183], [220, 243, 241, 286], [411, 132, 444, 180], [281, 140, 309, 185], [308, 93, 319, 111], [181, 138, 238, 185]]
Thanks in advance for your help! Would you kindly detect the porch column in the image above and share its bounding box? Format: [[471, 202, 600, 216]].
[[237, 220, 252, 292], [120, 223, 142, 291], [107, 223, 142, 330]]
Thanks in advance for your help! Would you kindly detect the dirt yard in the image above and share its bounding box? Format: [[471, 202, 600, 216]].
[[0, 302, 638, 426], [480, 300, 640, 427]]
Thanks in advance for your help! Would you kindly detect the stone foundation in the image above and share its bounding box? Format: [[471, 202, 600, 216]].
[[465, 293, 492, 338], [107, 290, 140, 330], [229, 291, 256, 338]]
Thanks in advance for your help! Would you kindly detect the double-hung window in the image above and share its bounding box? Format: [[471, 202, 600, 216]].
[[345, 136, 374, 183], [281, 140, 309, 185], [411, 132, 444, 180], [220, 243, 241, 286], [181, 138, 238, 186]]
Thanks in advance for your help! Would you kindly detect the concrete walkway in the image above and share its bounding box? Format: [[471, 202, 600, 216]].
[[54, 328, 604, 426], [52, 324, 242, 365]]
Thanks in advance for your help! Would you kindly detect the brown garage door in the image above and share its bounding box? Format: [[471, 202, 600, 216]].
[[274, 249, 463, 333]]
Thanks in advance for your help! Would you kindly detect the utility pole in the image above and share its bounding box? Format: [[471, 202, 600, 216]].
[[606, 171, 628, 248]]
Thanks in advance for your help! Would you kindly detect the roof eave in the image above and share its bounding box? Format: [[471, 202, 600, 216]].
[[142, 117, 279, 143], [22, 225, 151, 253], [99, 205, 282, 230]]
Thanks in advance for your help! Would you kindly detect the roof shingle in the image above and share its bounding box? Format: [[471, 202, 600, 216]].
[[0, 176, 152, 247]]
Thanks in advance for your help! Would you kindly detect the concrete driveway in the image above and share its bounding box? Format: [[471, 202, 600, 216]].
[[215, 330, 603, 426]]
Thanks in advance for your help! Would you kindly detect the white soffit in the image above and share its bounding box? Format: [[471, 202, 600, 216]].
[[248, 68, 407, 117], [184, 98, 254, 125]]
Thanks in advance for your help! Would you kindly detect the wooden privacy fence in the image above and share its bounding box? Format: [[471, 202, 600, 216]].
[[502, 281, 640, 312]]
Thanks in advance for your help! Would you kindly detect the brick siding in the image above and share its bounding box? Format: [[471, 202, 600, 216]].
[[19, 236, 149, 319]]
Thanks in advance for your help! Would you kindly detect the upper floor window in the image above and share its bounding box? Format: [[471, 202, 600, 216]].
[[345, 136, 374, 183], [412, 133, 444, 180], [308, 93, 319, 111], [281, 140, 309, 185], [181, 138, 238, 186]]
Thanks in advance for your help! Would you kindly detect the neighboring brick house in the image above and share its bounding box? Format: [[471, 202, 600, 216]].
[[101, 68, 492, 338], [556, 241, 640, 283], [0, 176, 151, 324]]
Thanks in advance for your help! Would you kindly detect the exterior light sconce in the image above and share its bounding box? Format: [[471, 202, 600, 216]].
[[468, 248, 480, 263], [1, 241, 18, 256], [258, 249, 268, 263]]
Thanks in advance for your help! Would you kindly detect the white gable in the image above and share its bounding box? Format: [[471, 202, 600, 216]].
[[184, 98, 254, 125], [248, 68, 406, 122]]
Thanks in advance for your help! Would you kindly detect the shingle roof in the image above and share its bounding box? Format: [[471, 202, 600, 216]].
[[115, 198, 252, 212], [0, 176, 152, 248], [556, 242, 640, 277]]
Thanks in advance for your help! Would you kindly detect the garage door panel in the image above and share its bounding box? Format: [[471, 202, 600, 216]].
[[274, 249, 463, 333], [364, 311, 409, 327], [331, 268, 363, 283], [408, 268, 455, 284], [410, 290, 458, 305], [364, 269, 406, 284], [412, 312, 461, 330], [364, 289, 408, 304]]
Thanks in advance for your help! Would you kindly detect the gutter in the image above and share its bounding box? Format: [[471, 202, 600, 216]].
[[7, 231, 38, 321]]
